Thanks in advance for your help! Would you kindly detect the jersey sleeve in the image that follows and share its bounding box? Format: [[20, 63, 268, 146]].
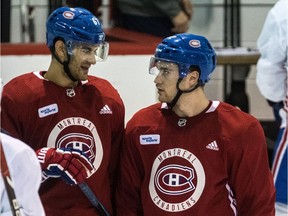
[[228, 119, 275, 215], [1, 89, 23, 140], [116, 123, 145, 216]]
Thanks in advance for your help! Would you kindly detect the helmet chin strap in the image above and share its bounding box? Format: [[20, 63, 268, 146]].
[[50, 46, 78, 82], [167, 78, 201, 108], [62, 57, 78, 82]]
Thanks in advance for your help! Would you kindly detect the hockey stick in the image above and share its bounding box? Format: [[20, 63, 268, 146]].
[[0, 140, 21, 216], [78, 182, 110, 216]]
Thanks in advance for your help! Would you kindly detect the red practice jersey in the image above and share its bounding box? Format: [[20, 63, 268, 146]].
[[1, 71, 125, 216], [116, 101, 275, 216]]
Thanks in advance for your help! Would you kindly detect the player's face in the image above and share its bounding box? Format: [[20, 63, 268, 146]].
[[68, 44, 99, 81], [153, 61, 180, 103]]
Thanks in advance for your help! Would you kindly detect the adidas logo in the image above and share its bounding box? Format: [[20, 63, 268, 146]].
[[99, 105, 112, 114], [206, 141, 219, 151]]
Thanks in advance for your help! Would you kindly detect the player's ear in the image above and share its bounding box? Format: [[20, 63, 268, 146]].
[[179, 70, 199, 90], [190, 70, 199, 81], [185, 70, 199, 86], [54, 40, 67, 62]]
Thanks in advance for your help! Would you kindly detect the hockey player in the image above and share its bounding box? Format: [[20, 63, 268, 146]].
[[256, 0, 288, 214], [116, 33, 275, 215], [0, 80, 45, 216], [1, 7, 125, 216]]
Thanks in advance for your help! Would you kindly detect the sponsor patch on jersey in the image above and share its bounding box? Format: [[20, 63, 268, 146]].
[[38, 103, 58, 118], [140, 134, 160, 145]]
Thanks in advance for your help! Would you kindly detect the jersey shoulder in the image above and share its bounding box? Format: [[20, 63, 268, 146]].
[[126, 103, 166, 130], [4, 71, 43, 89], [3, 71, 45, 103], [216, 101, 261, 129], [128, 101, 260, 129], [87, 76, 123, 105]]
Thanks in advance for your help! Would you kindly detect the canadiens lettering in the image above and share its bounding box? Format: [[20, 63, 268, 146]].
[[56, 117, 96, 132], [149, 148, 205, 213], [153, 196, 196, 211]]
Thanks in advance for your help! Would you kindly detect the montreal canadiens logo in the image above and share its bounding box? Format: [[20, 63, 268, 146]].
[[155, 164, 195, 195], [47, 117, 103, 170], [149, 148, 205, 212], [189, 39, 201, 48], [63, 11, 75, 19], [56, 133, 96, 162]]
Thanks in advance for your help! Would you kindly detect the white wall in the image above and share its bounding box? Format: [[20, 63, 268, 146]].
[[1, 54, 274, 124]]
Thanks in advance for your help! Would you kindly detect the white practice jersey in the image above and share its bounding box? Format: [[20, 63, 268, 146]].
[[0, 132, 45, 216], [256, 0, 288, 103]]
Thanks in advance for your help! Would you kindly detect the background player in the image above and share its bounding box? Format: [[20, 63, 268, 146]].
[[1, 132, 45, 216], [1, 7, 125, 216], [116, 33, 275, 215], [256, 0, 288, 214]]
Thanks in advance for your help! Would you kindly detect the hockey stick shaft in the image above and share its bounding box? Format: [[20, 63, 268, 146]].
[[2, 177, 21, 216], [79, 182, 110, 216]]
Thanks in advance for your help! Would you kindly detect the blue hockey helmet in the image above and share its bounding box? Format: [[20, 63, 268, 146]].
[[46, 7, 108, 61], [149, 33, 216, 84]]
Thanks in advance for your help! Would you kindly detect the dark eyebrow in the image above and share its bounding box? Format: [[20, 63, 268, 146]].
[[80, 45, 92, 51], [80, 45, 99, 53]]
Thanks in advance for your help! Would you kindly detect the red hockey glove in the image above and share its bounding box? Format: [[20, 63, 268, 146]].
[[36, 147, 96, 185]]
